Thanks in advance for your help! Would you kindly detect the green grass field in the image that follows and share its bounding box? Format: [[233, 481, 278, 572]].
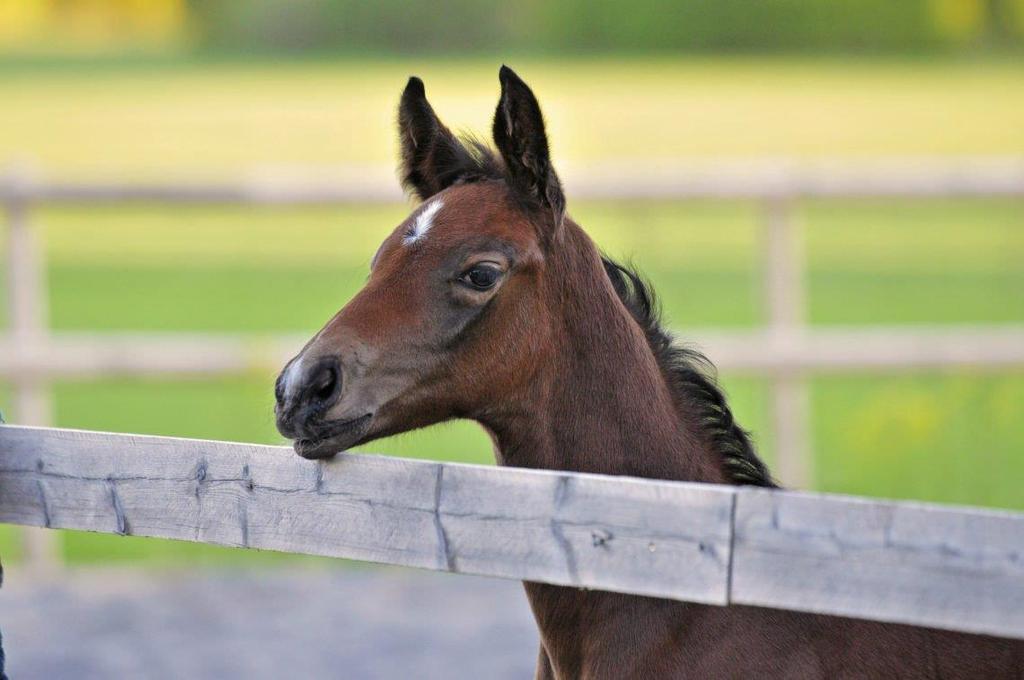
[[0, 57, 1022, 564], [2, 56, 1024, 178]]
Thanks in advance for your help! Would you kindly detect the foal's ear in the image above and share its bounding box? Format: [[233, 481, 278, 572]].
[[398, 76, 477, 200], [492, 66, 565, 232]]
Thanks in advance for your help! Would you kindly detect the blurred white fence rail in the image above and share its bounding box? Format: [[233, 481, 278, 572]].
[[3, 158, 1024, 569], [1, 424, 1022, 640]]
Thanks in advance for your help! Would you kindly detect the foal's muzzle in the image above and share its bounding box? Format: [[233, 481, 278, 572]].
[[274, 355, 342, 439]]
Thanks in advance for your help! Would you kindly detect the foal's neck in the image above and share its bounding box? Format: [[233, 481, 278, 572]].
[[482, 223, 726, 484]]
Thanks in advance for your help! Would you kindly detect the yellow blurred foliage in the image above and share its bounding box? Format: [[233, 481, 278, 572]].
[[0, 0, 50, 42], [853, 388, 944, 452], [930, 0, 986, 42], [0, 0, 188, 53]]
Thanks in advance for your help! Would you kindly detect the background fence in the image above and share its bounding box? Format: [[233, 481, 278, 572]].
[[3, 158, 1024, 569]]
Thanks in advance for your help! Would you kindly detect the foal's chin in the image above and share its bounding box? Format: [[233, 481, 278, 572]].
[[292, 413, 374, 460]]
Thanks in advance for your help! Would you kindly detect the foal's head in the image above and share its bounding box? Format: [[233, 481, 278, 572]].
[[275, 67, 569, 459]]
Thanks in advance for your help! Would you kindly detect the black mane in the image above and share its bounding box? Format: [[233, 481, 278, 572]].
[[602, 259, 777, 487], [419, 137, 776, 486]]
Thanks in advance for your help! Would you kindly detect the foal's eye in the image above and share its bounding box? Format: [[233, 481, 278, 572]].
[[459, 264, 501, 291]]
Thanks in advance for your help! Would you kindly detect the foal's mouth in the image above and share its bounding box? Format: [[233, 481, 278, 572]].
[[293, 413, 373, 460]]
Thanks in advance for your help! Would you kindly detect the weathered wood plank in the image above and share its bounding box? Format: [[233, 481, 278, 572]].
[[0, 425, 734, 605], [437, 464, 733, 600], [5, 425, 1024, 638], [731, 487, 1024, 639]]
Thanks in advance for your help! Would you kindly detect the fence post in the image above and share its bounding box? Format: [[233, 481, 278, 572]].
[[3, 164, 61, 572], [761, 197, 812, 489]]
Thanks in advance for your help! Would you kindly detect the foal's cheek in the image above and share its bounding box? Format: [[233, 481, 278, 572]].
[[435, 305, 483, 348], [430, 291, 496, 350]]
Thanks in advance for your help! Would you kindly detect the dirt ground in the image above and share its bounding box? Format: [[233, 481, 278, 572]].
[[0, 567, 539, 679]]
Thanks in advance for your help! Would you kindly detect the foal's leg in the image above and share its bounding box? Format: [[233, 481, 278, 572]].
[[535, 644, 556, 680]]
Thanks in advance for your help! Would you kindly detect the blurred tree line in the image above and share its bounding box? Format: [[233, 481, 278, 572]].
[[0, 0, 1022, 56], [193, 0, 1024, 53]]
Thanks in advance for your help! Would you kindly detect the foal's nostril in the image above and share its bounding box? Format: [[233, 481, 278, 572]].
[[277, 356, 342, 432], [302, 358, 342, 413], [313, 365, 338, 402]]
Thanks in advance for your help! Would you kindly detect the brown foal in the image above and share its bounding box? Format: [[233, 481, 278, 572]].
[[275, 66, 1023, 678]]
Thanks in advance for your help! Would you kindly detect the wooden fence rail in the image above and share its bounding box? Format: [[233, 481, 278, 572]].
[[3, 158, 1024, 203], [1, 425, 1022, 640], [4, 327, 1024, 380]]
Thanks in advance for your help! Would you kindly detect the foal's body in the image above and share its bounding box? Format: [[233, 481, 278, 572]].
[[531, 588, 1018, 678], [492, 215, 1020, 679], [275, 67, 1024, 678]]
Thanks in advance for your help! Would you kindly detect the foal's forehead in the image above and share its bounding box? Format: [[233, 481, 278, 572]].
[[392, 182, 533, 249]]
